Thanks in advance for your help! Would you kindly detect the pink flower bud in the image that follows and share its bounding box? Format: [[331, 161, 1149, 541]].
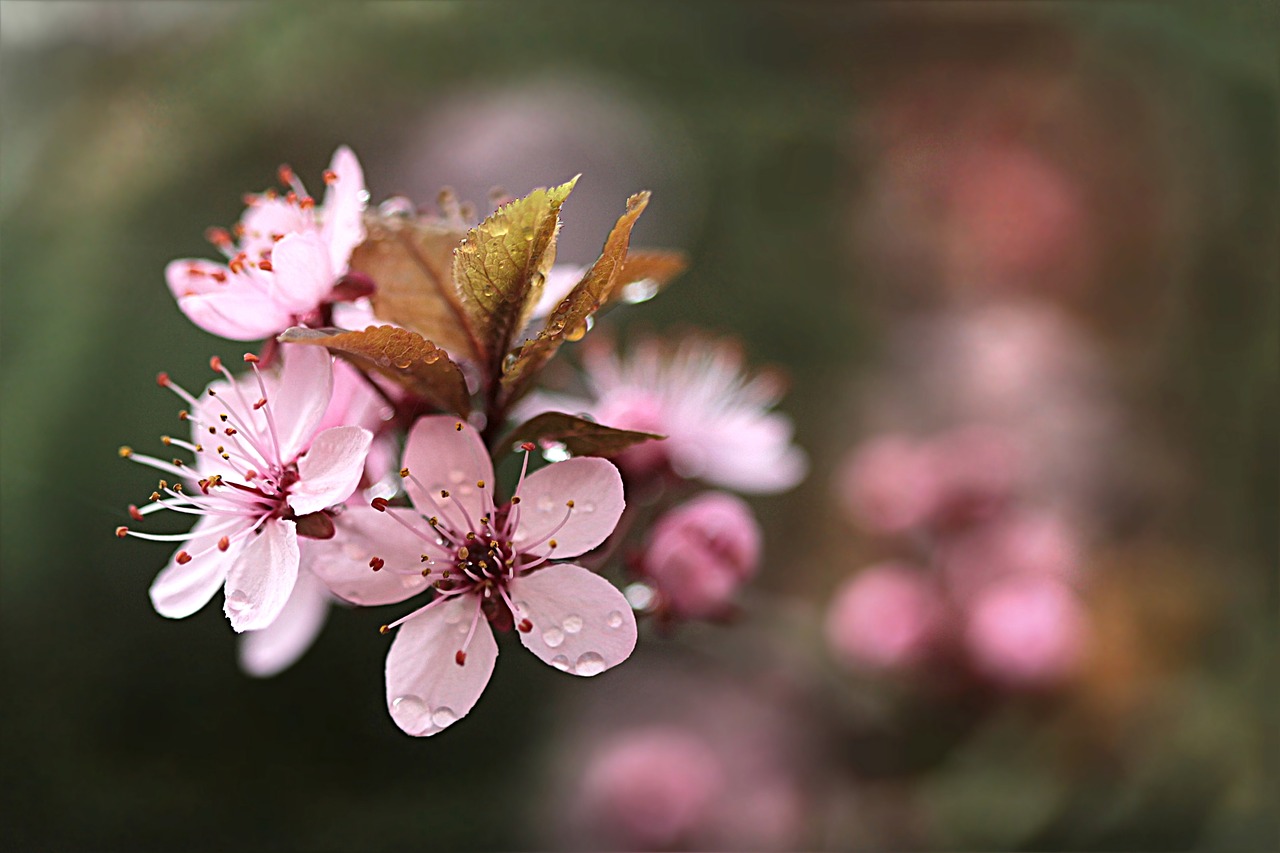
[[643, 492, 762, 619], [837, 436, 940, 534], [825, 563, 943, 670], [928, 424, 1021, 522], [580, 727, 724, 848], [965, 577, 1086, 687]]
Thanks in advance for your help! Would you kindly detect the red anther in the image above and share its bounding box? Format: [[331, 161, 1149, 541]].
[[115, 526, 129, 538], [299, 196, 315, 210], [455, 650, 467, 667], [242, 193, 259, 206], [232, 223, 246, 238], [455, 422, 464, 431], [257, 259, 273, 272], [398, 467, 410, 478], [217, 536, 230, 552], [176, 551, 192, 565], [264, 188, 278, 200], [520, 441, 536, 452], [211, 270, 227, 283], [252, 398, 267, 410], [209, 355, 223, 372], [156, 372, 171, 387], [285, 190, 298, 205], [323, 169, 338, 185], [517, 618, 533, 633], [224, 427, 237, 436], [379, 624, 390, 635], [243, 352, 260, 364], [277, 164, 295, 186], [371, 497, 389, 512], [178, 410, 190, 420], [369, 557, 385, 571], [204, 226, 232, 247], [244, 470, 258, 480], [128, 505, 144, 521]]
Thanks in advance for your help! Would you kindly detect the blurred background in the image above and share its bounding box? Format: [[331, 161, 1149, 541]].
[[1, 2, 1275, 850]]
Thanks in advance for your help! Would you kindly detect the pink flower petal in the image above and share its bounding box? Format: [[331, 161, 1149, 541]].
[[238, 569, 330, 678], [509, 564, 636, 675], [166, 260, 293, 340], [512, 458, 624, 558], [403, 417, 494, 529], [385, 596, 498, 736], [321, 145, 367, 272], [239, 197, 309, 255], [270, 344, 333, 461], [270, 232, 333, 314], [148, 517, 241, 619], [223, 519, 300, 632], [288, 426, 372, 515], [309, 505, 433, 605]]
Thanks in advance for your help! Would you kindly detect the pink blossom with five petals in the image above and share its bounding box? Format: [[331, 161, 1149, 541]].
[[317, 416, 636, 736]]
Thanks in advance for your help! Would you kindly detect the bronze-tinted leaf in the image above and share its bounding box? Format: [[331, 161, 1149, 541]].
[[349, 214, 480, 363], [452, 177, 577, 372], [279, 325, 471, 417], [503, 412, 663, 459], [500, 191, 651, 404]]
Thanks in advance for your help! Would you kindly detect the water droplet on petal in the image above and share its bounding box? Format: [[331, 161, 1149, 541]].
[[550, 654, 571, 672], [226, 589, 251, 615], [391, 694, 427, 726], [536, 495, 556, 512], [449, 469, 466, 484], [579, 501, 596, 514], [575, 652, 607, 676], [430, 706, 457, 728], [606, 610, 624, 629], [542, 627, 564, 648], [562, 614, 583, 634]]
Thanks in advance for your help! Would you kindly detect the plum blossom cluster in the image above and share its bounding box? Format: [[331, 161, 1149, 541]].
[[118, 147, 805, 735], [826, 425, 1089, 688]]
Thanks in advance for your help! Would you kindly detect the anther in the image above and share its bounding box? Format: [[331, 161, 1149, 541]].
[[161, 436, 172, 445], [440, 490, 450, 499], [369, 557, 385, 571], [379, 624, 390, 635], [399, 467, 410, 478], [209, 356, 223, 372], [149, 492, 161, 501], [128, 505, 144, 521], [549, 539, 558, 549], [277, 164, 295, 186], [371, 497, 389, 512], [455, 650, 467, 666], [517, 618, 533, 633], [520, 441, 537, 452], [458, 546, 469, 560], [511, 496, 521, 505], [176, 551, 192, 564], [257, 259, 273, 272], [204, 226, 232, 248], [178, 410, 189, 420], [115, 526, 129, 538], [156, 373, 171, 387], [218, 536, 230, 552], [253, 398, 267, 410], [323, 169, 338, 184], [476, 480, 485, 489], [455, 422, 463, 431], [566, 500, 575, 508], [118, 446, 133, 458], [243, 353, 260, 364]]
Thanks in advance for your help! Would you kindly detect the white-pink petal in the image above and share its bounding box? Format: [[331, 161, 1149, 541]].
[[321, 145, 367, 272], [238, 569, 331, 678], [309, 505, 434, 606], [288, 426, 372, 515], [223, 519, 301, 632], [402, 416, 494, 528], [270, 344, 334, 461], [167, 260, 293, 341], [148, 517, 242, 619], [513, 457, 624, 558], [385, 596, 498, 736], [509, 564, 636, 676], [270, 231, 334, 314]]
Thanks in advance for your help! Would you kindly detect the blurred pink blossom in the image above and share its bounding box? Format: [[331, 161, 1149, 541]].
[[965, 577, 1086, 687], [642, 491, 762, 619], [837, 435, 940, 534], [943, 509, 1082, 602], [580, 727, 725, 849], [826, 563, 944, 671]]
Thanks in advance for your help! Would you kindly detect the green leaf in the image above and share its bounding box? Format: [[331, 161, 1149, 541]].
[[502, 411, 663, 458], [500, 191, 651, 404], [348, 212, 480, 364], [452, 177, 577, 373], [279, 325, 471, 417]]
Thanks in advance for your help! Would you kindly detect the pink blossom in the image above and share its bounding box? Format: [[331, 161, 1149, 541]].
[[234, 359, 395, 677], [524, 335, 806, 493], [579, 727, 725, 848], [943, 509, 1082, 602], [965, 577, 1086, 687], [927, 424, 1021, 521], [165, 146, 368, 341], [836, 435, 939, 534], [120, 345, 372, 633], [321, 416, 637, 736], [642, 492, 762, 619], [825, 563, 944, 670]]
